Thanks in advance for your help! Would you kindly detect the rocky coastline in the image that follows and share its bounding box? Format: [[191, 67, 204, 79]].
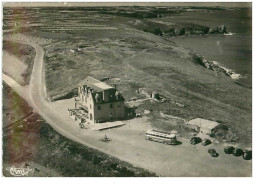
[[155, 24, 245, 85], [192, 53, 243, 81], [166, 25, 227, 37], [144, 24, 227, 37]]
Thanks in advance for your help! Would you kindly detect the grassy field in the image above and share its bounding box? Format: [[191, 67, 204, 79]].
[[3, 6, 252, 147], [2, 84, 156, 177], [41, 28, 251, 146], [3, 41, 35, 85], [2, 83, 33, 127]]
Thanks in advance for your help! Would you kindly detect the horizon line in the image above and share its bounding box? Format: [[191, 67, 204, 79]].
[[3, 2, 252, 8]]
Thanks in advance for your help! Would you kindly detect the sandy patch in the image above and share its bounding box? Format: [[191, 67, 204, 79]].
[[3, 51, 28, 85]]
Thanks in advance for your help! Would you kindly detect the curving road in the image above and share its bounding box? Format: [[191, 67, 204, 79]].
[[3, 38, 252, 177]]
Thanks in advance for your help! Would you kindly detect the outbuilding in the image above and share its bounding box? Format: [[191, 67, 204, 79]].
[[186, 118, 220, 135]]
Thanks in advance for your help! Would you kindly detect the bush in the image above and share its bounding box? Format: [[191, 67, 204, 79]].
[[154, 28, 163, 36], [40, 123, 52, 137], [179, 28, 185, 35], [164, 28, 175, 36], [117, 167, 135, 177], [109, 163, 118, 170]]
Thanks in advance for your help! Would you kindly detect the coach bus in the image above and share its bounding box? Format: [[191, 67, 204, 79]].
[[145, 129, 177, 145]]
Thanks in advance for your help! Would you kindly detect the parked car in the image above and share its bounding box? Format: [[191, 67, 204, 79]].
[[242, 150, 252, 160], [190, 137, 202, 145], [208, 149, 219, 157], [224, 146, 235, 154], [136, 113, 142, 117], [232, 148, 244, 156], [201, 139, 212, 146]]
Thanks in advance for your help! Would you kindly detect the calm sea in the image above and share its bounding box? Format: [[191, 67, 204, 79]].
[[171, 8, 252, 86]]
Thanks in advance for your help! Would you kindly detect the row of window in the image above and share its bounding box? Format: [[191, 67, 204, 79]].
[[97, 103, 121, 110], [146, 133, 170, 139]]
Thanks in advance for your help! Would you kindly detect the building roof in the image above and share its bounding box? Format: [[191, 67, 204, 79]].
[[78, 76, 113, 92], [187, 118, 219, 130], [93, 82, 113, 90]]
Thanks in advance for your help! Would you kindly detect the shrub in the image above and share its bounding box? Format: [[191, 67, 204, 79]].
[[154, 28, 163, 36]]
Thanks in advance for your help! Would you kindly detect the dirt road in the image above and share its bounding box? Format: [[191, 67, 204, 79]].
[[3, 38, 251, 177]]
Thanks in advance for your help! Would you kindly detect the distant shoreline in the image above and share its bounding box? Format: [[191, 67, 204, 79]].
[[170, 33, 251, 88], [3, 2, 252, 8]]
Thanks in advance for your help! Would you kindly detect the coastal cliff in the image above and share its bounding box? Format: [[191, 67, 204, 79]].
[[191, 52, 247, 85], [192, 53, 230, 76], [144, 24, 227, 37]]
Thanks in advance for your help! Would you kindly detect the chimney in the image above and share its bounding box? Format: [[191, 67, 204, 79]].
[[103, 90, 109, 102]]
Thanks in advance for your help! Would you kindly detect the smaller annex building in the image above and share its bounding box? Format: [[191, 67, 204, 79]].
[[186, 118, 220, 135], [73, 76, 125, 124]]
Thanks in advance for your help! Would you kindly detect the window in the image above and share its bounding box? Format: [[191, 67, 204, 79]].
[[117, 102, 121, 107], [98, 105, 101, 110], [110, 104, 113, 108], [90, 105, 92, 109]]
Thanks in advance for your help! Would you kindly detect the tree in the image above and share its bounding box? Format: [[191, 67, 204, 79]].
[[179, 28, 185, 36]]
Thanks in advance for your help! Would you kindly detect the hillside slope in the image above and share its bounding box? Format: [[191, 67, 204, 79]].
[[3, 7, 251, 147], [41, 29, 251, 146]]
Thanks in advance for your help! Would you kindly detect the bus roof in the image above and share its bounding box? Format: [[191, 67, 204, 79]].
[[146, 129, 175, 138]]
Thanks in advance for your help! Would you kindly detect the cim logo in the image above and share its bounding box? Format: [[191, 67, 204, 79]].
[[7, 166, 33, 176]]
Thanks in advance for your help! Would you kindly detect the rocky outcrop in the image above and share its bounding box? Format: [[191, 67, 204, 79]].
[[192, 53, 231, 77], [208, 25, 227, 34], [161, 25, 227, 37]]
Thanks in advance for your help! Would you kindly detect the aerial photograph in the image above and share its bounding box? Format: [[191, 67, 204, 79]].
[[2, 2, 252, 177]]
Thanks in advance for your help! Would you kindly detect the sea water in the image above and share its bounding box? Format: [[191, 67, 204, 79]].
[[171, 8, 252, 86]]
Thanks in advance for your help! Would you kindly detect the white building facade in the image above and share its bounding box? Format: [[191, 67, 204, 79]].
[[75, 76, 125, 123]]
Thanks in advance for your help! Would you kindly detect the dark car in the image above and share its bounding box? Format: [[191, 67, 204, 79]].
[[232, 148, 244, 156], [136, 113, 142, 117], [208, 149, 219, 157], [201, 139, 212, 146], [190, 137, 202, 145], [224, 146, 235, 154], [242, 150, 252, 160]]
